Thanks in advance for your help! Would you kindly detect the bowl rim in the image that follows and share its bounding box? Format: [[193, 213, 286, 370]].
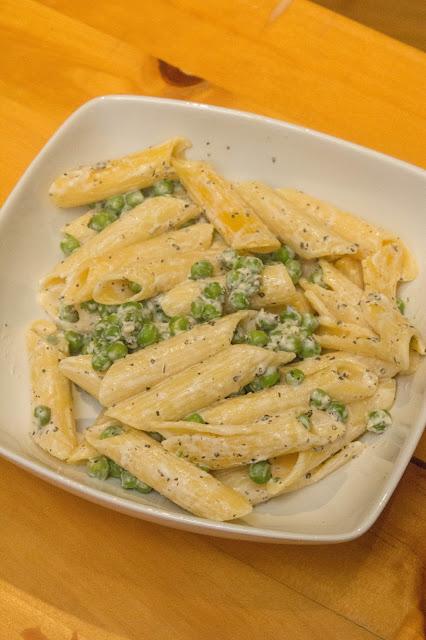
[[1, 94, 425, 544]]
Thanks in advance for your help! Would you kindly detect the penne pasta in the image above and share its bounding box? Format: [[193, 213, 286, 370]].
[[162, 408, 346, 469], [27, 321, 77, 460], [91, 248, 222, 306], [334, 256, 364, 289], [173, 159, 280, 253], [42, 196, 200, 287], [85, 421, 252, 521], [216, 378, 395, 504], [99, 311, 250, 406], [200, 361, 378, 425], [49, 137, 189, 207], [160, 263, 295, 317], [59, 354, 103, 400], [280, 351, 400, 380], [105, 345, 294, 427], [61, 211, 97, 245], [237, 182, 359, 259], [362, 242, 408, 300], [62, 223, 215, 304]]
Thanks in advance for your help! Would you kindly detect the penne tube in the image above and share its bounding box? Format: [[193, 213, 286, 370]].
[[362, 241, 409, 300], [316, 322, 387, 361], [91, 248, 222, 306], [105, 344, 294, 427], [99, 311, 250, 406], [162, 408, 346, 469], [27, 321, 77, 460], [67, 435, 99, 464], [215, 379, 395, 503], [62, 223, 214, 303], [85, 422, 252, 521], [334, 256, 364, 289], [237, 182, 358, 259], [61, 211, 97, 245], [300, 278, 368, 327], [361, 293, 425, 371], [160, 263, 295, 317], [59, 354, 103, 400], [49, 137, 189, 207], [173, 159, 279, 253], [42, 196, 200, 287], [280, 351, 400, 379], [278, 188, 418, 280], [200, 361, 377, 425]]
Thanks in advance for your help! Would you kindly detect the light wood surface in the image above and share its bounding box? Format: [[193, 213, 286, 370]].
[[0, 1, 425, 638]]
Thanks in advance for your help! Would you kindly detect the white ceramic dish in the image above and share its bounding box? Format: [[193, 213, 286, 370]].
[[1, 96, 425, 544]]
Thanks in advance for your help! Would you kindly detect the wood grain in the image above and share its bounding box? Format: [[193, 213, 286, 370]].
[[0, 457, 424, 639], [0, 0, 425, 637]]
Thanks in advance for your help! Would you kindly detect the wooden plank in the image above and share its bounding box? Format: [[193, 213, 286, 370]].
[[37, 0, 426, 166], [316, 0, 426, 51], [0, 456, 423, 639]]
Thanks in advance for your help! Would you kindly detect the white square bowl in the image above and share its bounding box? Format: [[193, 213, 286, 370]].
[[1, 96, 425, 544]]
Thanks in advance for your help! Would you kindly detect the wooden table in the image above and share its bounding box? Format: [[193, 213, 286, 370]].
[[1, 1, 425, 638]]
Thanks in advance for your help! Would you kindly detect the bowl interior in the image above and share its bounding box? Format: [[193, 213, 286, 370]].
[[0, 96, 425, 542]]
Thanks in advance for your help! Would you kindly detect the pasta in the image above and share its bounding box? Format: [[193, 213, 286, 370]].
[[26, 137, 424, 521], [49, 137, 189, 207]]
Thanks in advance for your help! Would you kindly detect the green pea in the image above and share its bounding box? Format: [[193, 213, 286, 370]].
[[309, 266, 325, 286], [220, 248, 238, 269], [34, 405, 51, 427], [98, 304, 118, 318], [153, 179, 175, 196], [258, 368, 280, 388], [249, 460, 272, 484], [285, 368, 305, 386], [191, 298, 205, 320], [59, 305, 79, 323], [169, 315, 190, 335], [190, 260, 214, 279], [299, 336, 321, 358], [135, 480, 153, 494], [185, 413, 206, 424], [247, 329, 269, 347], [301, 313, 319, 335], [225, 269, 242, 289], [125, 190, 144, 208], [310, 388, 331, 410], [327, 401, 348, 422], [88, 210, 117, 232], [276, 333, 301, 353], [128, 281, 142, 294], [105, 194, 125, 213], [103, 324, 122, 342], [80, 300, 98, 313], [366, 409, 392, 433], [286, 258, 303, 284], [87, 456, 110, 480], [234, 255, 263, 274], [65, 330, 84, 355], [280, 306, 302, 325], [137, 322, 159, 347], [229, 290, 249, 310], [271, 245, 295, 265], [148, 431, 165, 442], [120, 469, 152, 493], [60, 233, 80, 256], [100, 424, 124, 439], [107, 341, 128, 361], [108, 458, 123, 478], [203, 282, 224, 300], [396, 298, 405, 314], [92, 352, 111, 371], [256, 313, 278, 332], [202, 303, 222, 321], [297, 413, 311, 429]]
